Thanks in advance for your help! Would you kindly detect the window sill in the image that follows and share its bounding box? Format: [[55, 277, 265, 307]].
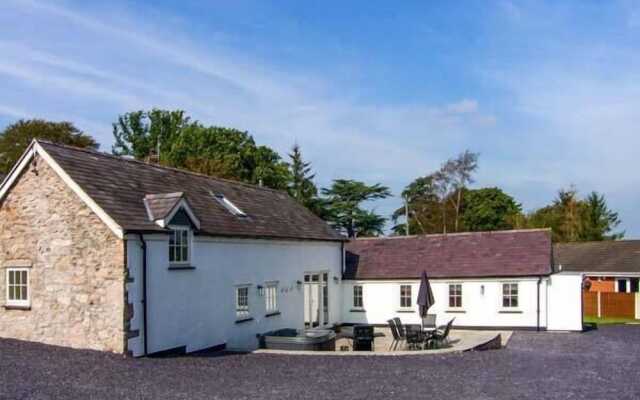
[[235, 317, 254, 324], [350, 308, 366, 313], [265, 311, 281, 318], [3, 304, 31, 311], [499, 309, 523, 314], [397, 309, 415, 313], [168, 265, 196, 271], [445, 309, 466, 314]]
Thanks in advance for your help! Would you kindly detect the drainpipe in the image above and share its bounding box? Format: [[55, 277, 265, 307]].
[[138, 234, 149, 356], [536, 276, 542, 332]]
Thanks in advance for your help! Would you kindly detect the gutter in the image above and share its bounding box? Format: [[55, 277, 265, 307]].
[[138, 233, 149, 356], [536, 276, 542, 332]]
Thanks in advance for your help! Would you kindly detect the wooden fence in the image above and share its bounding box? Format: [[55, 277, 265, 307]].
[[583, 292, 636, 319]]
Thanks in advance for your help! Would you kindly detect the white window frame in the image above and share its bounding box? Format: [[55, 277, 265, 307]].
[[236, 285, 250, 319], [448, 283, 463, 309], [265, 282, 278, 314], [168, 225, 191, 265], [502, 282, 519, 308], [400, 284, 412, 309], [6, 268, 30, 308], [353, 285, 363, 309]]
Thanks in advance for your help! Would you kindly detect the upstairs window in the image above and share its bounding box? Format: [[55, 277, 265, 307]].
[[502, 283, 519, 308], [400, 285, 412, 308], [449, 284, 462, 308], [353, 285, 363, 309], [169, 227, 190, 264], [6, 268, 29, 307]]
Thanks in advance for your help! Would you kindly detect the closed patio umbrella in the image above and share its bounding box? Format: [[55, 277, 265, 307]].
[[417, 270, 435, 328]]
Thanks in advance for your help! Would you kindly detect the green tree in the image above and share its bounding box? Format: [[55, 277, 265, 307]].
[[525, 187, 623, 242], [286, 143, 328, 216], [112, 109, 190, 162], [0, 119, 99, 174], [581, 191, 623, 241], [321, 179, 391, 238], [111, 109, 290, 190], [461, 187, 522, 231]]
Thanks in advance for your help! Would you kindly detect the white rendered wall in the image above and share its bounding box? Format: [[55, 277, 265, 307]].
[[546, 273, 583, 331], [127, 235, 342, 355], [342, 278, 550, 329]]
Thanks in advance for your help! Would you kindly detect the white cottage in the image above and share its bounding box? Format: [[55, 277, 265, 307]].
[[342, 230, 583, 332], [0, 140, 346, 356]]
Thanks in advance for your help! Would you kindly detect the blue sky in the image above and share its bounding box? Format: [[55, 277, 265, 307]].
[[2, 0, 640, 236]]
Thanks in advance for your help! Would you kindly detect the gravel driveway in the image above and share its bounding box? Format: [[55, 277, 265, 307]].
[[1, 325, 639, 400]]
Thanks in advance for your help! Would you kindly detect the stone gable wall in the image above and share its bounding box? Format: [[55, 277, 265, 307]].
[[0, 155, 127, 353]]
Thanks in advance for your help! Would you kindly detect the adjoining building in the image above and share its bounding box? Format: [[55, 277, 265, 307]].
[[342, 230, 583, 331]]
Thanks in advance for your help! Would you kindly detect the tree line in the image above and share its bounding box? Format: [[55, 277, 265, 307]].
[[0, 112, 623, 242]]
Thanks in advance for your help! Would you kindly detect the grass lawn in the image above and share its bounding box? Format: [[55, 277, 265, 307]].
[[584, 316, 640, 325]]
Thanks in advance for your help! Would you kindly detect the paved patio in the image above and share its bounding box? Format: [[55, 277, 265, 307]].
[[255, 327, 512, 355], [1, 326, 640, 399]]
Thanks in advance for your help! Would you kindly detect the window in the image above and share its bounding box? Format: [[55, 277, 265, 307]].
[[400, 285, 412, 308], [6, 268, 29, 307], [265, 283, 278, 313], [449, 284, 462, 308], [169, 227, 190, 264], [353, 285, 363, 309], [502, 283, 518, 308], [212, 193, 247, 217], [236, 286, 250, 318]]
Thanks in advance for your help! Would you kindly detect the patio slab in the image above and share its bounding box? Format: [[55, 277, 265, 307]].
[[253, 328, 512, 356]]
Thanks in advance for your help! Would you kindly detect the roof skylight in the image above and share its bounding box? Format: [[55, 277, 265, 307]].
[[212, 192, 247, 217]]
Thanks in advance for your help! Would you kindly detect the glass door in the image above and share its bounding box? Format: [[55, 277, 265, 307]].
[[304, 273, 329, 328]]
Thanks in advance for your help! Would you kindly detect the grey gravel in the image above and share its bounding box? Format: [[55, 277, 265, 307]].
[[1, 325, 639, 400]]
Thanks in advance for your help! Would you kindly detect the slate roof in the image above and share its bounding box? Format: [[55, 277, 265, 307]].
[[554, 241, 640, 274], [344, 229, 553, 280], [36, 141, 344, 242]]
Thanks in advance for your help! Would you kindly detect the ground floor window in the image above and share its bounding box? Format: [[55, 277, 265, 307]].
[[6, 268, 29, 307], [236, 286, 250, 318], [353, 285, 363, 309], [265, 282, 278, 313], [502, 283, 518, 308], [400, 284, 412, 308], [449, 284, 462, 308]]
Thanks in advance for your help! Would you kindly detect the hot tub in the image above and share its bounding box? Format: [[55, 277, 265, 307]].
[[260, 328, 336, 351]]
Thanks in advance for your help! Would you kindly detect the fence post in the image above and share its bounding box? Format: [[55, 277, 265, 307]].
[[597, 291, 601, 318], [636, 293, 640, 320]]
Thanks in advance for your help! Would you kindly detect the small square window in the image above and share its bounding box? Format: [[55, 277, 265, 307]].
[[400, 285, 412, 308], [502, 283, 518, 308], [6, 268, 30, 307], [449, 284, 462, 308]]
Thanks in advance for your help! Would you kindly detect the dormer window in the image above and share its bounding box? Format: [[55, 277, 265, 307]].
[[169, 226, 190, 264], [213, 193, 247, 217]]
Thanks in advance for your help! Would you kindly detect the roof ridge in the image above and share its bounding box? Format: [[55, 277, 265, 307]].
[[555, 240, 640, 246], [354, 228, 552, 241], [35, 139, 287, 194]]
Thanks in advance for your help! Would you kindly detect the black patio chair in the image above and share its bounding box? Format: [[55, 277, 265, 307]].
[[387, 319, 403, 351], [422, 314, 437, 330], [353, 325, 375, 351], [392, 317, 406, 341], [431, 318, 455, 347], [405, 324, 425, 350]]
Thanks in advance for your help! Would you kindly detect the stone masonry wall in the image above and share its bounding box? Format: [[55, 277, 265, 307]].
[[0, 155, 126, 353]]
